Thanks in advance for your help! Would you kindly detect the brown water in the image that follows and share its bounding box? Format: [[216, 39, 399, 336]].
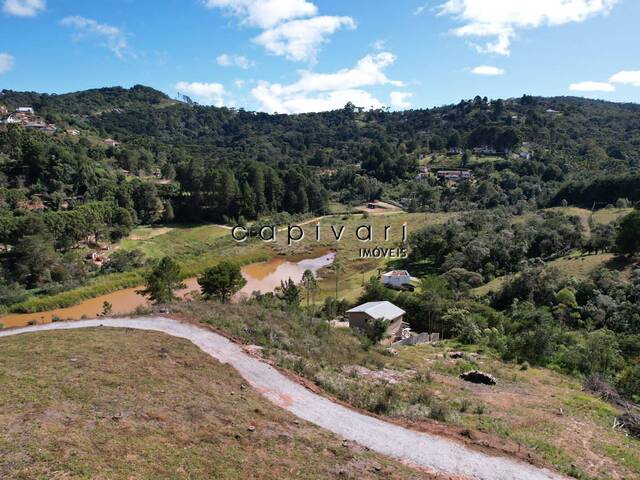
[[0, 251, 335, 329]]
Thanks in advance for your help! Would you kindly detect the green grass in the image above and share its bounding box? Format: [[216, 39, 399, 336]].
[[118, 223, 230, 258], [270, 211, 456, 303], [6, 224, 267, 314], [0, 328, 425, 479]]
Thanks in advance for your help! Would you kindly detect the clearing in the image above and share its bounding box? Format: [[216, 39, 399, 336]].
[[0, 326, 429, 480]]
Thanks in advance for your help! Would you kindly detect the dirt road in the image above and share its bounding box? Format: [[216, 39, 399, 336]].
[[0, 317, 566, 480]]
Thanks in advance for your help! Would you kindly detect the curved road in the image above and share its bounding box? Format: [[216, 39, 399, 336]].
[[0, 317, 566, 480]]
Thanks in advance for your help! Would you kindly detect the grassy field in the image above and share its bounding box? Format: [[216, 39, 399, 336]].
[[393, 342, 640, 480], [5, 224, 268, 314], [473, 207, 633, 297], [0, 328, 428, 480], [471, 253, 619, 297], [270, 211, 456, 303], [544, 207, 631, 231], [176, 300, 640, 480]]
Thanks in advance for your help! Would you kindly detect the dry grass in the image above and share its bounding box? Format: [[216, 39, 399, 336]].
[[392, 343, 640, 480], [0, 328, 429, 480], [176, 301, 640, 479]]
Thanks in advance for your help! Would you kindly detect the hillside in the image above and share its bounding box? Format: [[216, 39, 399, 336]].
[[0, 327, 428, 480]]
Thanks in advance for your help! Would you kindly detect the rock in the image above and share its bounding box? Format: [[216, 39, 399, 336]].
[[385, 348, 399, 356], [459, 370, 496, 385], [449, 351, 464, 359], [247, 425, 256, 432]]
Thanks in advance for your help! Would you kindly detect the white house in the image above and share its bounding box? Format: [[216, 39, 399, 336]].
[[346, 301, 408, 342], [16, 107, 35, 115], [381, 270, 418, 288]]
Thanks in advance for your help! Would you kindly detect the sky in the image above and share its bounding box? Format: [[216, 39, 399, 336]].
[[1, 0, 640, 113]]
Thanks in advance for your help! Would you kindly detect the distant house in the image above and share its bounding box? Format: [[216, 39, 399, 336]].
[[519, 151, 532, 160], [16, 107, 35, 115], [382, 270, 418, 289], [436, 169, 473, 181], [104, 138, 120, 147], [346, 301, 408, 342], [447, 147, 463, 155], [472, 146, 497, 156], [66, 129, 80, 136]]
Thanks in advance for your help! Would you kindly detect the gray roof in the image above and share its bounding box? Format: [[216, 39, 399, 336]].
[[346, 301, 405, 321]]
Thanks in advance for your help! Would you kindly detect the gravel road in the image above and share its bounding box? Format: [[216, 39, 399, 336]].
[[0, 317, 567, 480]]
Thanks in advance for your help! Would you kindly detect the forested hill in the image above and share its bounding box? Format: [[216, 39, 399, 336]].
[[2, 86, 640, 174]]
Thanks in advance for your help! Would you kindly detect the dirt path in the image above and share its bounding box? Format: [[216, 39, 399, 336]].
[[0, 317, 566, 480]]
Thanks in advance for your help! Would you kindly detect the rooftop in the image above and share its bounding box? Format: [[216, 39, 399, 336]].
[[346, 301, 405, 321]]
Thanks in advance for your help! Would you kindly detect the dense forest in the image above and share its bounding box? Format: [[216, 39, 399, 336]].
[[0, 85, 639, 305]]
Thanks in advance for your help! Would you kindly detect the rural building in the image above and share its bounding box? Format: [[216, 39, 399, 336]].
[[346, 301, 408, 342], [104, 138, 121, 147], [436, 169, 473, 181], [16, 107, 35, 115], [381, 270, 417, 288]]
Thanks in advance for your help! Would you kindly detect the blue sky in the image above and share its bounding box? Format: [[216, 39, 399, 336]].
[[1, 0, 640, 112]]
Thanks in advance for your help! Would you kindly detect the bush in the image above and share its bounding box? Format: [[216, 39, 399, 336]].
[[617, 364, 640, 402]]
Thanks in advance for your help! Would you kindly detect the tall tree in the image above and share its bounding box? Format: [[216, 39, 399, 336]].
[[198, 260, 246, 303], [138, 256, 185, 304], [301, 269, 318, 307]]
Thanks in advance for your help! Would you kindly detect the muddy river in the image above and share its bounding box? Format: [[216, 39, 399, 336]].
[[0, 251, 335, 329]]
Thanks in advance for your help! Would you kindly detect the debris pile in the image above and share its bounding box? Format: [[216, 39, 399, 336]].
[[459, 370, 496, 385]]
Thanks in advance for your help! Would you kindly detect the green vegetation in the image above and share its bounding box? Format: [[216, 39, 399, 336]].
[[138, 256, 185, 304], [198, 260, 246, 303], [174, 300, 640, 479]]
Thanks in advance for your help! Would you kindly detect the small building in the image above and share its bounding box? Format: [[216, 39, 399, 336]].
[[104, 138, 120, 147], [16, 107, 35, 115], [381, 270, 417, 288], [346, 301, 407, 342], [436, 169, 473, 181], [66, 129, 80, 136]]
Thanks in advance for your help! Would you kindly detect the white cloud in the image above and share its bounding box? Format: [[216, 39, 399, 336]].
[[609, 70, 640, 87], [390, 91, 413, 109], [204, 0, 354, 62], [251, 51, 402, 113], [437, 0, 619, 55], [175, 81, 229, 106], [471, 65, 504, 75], [234, 79, 246, 88], [569, 81, 615, 92], [0, 53, 15, 73], [414, 2, 429, 16], [254, 15, 355, 62], [61, 16, 129, 59], [203, 0, 317, 29], [3, 0, 45, 17], [252, 84, 384, 113], [371, 39, 387, 51], [217, 53, 254, 69]]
